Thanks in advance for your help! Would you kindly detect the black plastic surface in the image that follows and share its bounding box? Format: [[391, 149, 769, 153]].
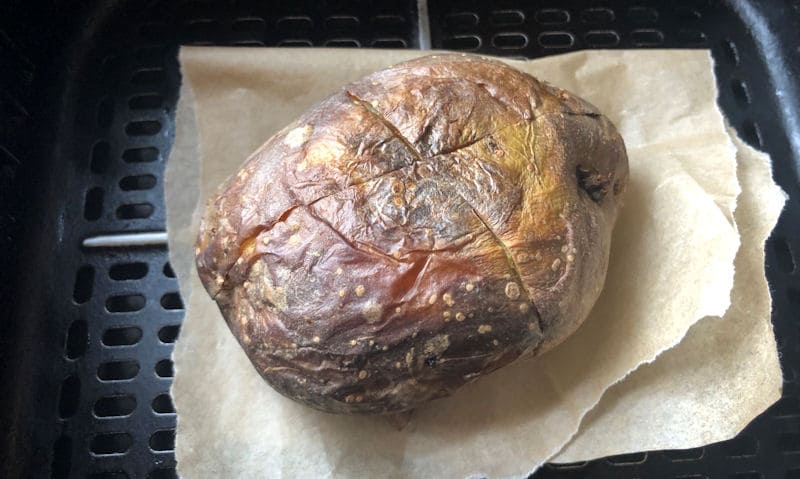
[[1, 0, 799, 478]]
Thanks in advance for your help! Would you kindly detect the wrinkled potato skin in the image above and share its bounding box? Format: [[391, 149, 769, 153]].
[[196, 54, 628, 414]]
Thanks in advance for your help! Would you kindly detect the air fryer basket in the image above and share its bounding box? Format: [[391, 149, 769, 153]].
[[1, 1, 799, 478]]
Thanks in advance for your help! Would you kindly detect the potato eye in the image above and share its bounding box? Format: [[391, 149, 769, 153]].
[[576, 165, 609, 203]]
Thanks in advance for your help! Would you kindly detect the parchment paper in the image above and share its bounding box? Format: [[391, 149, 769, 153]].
[[166, 48, 745, 478], [554, 127, 785, 462]]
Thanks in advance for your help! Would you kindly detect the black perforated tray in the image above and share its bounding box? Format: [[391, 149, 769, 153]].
[[1, 1, 799, 478]]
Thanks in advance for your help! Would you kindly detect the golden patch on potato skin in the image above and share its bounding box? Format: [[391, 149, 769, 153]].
[[196, 54, 628, 414]]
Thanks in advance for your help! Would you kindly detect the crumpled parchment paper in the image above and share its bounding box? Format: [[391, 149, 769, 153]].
[[554, 126, 785, 462], [164, 48, 778, 478]]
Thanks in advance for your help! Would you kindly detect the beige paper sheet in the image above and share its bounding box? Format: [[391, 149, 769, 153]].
[[166, 48, 743, 478], [554, 128, 785, 462]]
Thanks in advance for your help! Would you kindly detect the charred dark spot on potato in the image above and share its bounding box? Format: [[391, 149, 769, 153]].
[[576, 165, 610, 203], [486, 136, 504, 157]]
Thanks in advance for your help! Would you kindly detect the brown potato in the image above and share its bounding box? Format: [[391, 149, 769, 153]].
[[195, 54, 629, 414]]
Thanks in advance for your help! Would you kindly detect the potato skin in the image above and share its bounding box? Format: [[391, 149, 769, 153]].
[[195, 54, 628, 414]]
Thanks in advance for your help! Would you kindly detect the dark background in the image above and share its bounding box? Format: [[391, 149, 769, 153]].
[[1, 0, 799, 477]]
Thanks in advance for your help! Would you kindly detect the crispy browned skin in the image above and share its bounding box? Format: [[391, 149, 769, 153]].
[[195, 54, 629, 414]]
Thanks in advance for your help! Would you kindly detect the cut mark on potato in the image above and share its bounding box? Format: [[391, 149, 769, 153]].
[[464, 199, 537, 311], [346, 90, 425, 163]]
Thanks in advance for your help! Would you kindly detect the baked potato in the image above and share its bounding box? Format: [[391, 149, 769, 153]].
[[195, 54, 628, 414]]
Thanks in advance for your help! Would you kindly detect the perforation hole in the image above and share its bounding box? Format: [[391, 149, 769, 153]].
[[106, 294, 145, 313], [492, 33, 528, 49], [102, 327, 143, 346], [125, 121, 162, 136], [370, 14, 405, 27], [94, 395, 137, 417], [116, 203, 154, 219], [443, 12, 479, 28], [722, 39, 740, 65], [152, 393, 176, 414], [148, 468, 177, 479], [442, 35, 481, 50], [184, 19, 218, 37], [723, 435, 758, 456], [325, 15, 359, 30], [163, 262, 176, 278], [88, 471, 130, 479], [545, 461, 587, 470], [490, 10, 524, 25], [90, 432, 132, 455], [155, 359, 174, 378], [131, 69, 165, 85], [581, 8, 614, 23], [278, 39, 313, 47], [772, 396, 800, 417], [276, 16, 313, 33], [231, 40, 265, 47], [741, 119, 763, 148], [123, 147, 159, 163], [538, 32, 574, 48], [631, 29, 664, 46], [98, 360, 140, 381], [773, 238, 796, 273], [535, 9, 570, 25], [58, 375, 80, 418], [160, 292, 183, 310], [90, 141, 111, 174], [628, 6, 658, 23], [150, 429, 176, 451], [129, 94, 164, 110], [110, 262, 148, 280], [158, 325, 180, 343], [585, 30, 620, 47], [677, 29, 706, 44], [73, 266, 95, 304], [324, 39, 360, 47], [664, 447, 704, 462], [731, 472, 763, 479], [84, 187, 104, 221], [605, 452, 647, 465], [731, 79, 751, 106], [96, 96, 114, 128], [371, 38, 407, 48], [119, 174, 157, 191], [51, 435, 72, 479], [232, 17, 265, 32], [65, 320, 88, 359]]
